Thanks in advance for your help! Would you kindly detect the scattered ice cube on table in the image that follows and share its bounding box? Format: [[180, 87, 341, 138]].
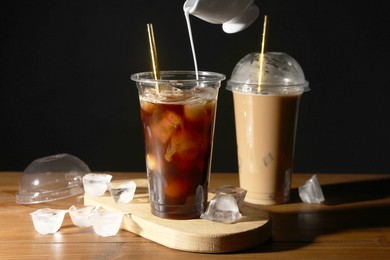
[[30, 208, 68, 234], [109, 180, 137, 204], [91, 208, 123, 237], [68, 205, 98, 228], [201, 194, 242, 224], [299, 174, 325, 204], [211, 185, 247, 208], [83, 173, 112, 197]]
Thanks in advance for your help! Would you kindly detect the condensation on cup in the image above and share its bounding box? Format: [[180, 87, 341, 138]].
[[227, 52, 310, 205]]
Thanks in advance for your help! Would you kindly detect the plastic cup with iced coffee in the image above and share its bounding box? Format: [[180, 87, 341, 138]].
[[131, 71, 225, 219], [227, 52, 309, 205]]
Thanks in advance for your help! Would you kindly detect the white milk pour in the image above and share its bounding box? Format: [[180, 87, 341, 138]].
[[184, 7, 199, 80]]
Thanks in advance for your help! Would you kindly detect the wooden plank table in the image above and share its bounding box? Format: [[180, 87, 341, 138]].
[[0, 172, 389, 259]]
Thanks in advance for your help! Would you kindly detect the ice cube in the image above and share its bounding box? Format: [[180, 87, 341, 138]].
[[298, 175, 325, 204], [200, 194, 242, 224], [30, 208, 68, 234], [184, 103, 208, 121], [68, 205, 98, 228], [91, 208, 123, 237], [108, 180, 137, 204], [211, 185, 247, 208], [157, 85, 186, 100], [141, 100, 157, 113], [83, 173, 112, 197], [165, 130, 200, 162], [164, 110, 182, 126], [153, 111, 182, 144]]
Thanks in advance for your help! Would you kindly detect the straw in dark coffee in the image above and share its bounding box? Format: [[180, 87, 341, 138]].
[[147, 23, 160, 91]]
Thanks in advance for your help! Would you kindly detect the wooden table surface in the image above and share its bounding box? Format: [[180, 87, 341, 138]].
[[0, 172, 389, 259]]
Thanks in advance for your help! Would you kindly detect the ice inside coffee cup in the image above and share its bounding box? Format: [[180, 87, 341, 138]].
[[226, 52, 309, 205]]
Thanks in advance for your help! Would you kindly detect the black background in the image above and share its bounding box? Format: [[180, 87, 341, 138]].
[[1, 0, 389, 173]]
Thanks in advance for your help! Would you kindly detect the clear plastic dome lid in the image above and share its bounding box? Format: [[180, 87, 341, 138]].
[[16, 153, 91, 204], [227, 52, 309, 95]]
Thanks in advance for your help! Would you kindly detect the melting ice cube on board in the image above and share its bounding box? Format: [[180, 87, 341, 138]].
[[211, 185, 247, 208], [109, 180, 137, 204], [201, 194, 242, 224]]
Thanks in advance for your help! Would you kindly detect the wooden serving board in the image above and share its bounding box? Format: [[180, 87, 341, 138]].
[[84, 179, 271, 253]]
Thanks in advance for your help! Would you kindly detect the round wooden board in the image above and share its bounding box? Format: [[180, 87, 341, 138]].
[[84, 179, 271, 253]]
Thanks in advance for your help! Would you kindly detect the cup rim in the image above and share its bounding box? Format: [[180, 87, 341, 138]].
[[226, 80, 310, 95], [131, 70, 226, 84]]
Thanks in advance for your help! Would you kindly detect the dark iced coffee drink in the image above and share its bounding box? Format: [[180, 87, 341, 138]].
[[132, 71, 225, 219]]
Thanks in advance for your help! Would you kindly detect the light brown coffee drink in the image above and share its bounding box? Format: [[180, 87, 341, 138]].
[[232, 93, 301, 204], [227, 52, 309, 205]]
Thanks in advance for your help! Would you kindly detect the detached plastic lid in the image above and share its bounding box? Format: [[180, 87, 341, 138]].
[[16, 153, 91, 204], [227, 52, 310, 95]]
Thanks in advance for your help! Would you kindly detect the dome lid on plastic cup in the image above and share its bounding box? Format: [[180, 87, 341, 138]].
[[227, 52, 309, 95], [16, 153, 90, 204]]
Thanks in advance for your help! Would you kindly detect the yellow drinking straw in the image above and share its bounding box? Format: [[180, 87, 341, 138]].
[[147, 23, 160, 91], [258, 15, 268, 91]]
